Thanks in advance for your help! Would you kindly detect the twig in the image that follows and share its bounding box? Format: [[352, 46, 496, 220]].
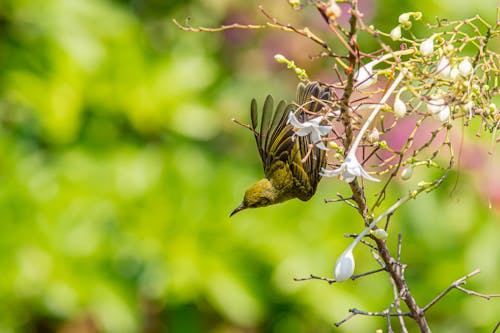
[[294, 274, 336, 284], [232, 118, 256, 133], [294, 267, 385, 284], [423, 269, 500, 312], [173, 18, 265, 32], [455, 285, 500, 300], [334, 312, 357, 327], [325, 193, 359, 211], [492, 320, 500, 333], [349, 308, 410, 317], [395, 233, 409, 332], [334, 306, 412, 327]]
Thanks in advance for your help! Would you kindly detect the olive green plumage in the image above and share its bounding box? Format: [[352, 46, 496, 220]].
[[231, 82, 330, 216]]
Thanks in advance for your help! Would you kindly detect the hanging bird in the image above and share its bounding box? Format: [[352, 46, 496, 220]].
[[230, 82, 331, 216]]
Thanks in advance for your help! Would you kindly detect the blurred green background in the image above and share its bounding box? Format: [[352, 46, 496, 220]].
[[0, 0, 499, 332]]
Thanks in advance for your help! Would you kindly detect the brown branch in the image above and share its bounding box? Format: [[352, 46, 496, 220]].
[[294, 267, 385, 284], [294, 274, 336, 284], [325, 193, 360, 211], [423, 269, 500, 312], [172, 18, 265, 32], [373, 237, 431, 332], [493, 320, 500, 333], [392, 233, 409, 332], [231, 118, 256, 133]]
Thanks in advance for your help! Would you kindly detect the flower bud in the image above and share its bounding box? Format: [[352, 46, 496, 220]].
[[436, 105, 450, 121], [326, 1, 342, 19], [459, 58, 473, 76], [371, 228, 388, 240], [334, 249, 355, 282], [489, 103, 497, 114], [288, 0, 300, 9], [354, 63, 377, 90], [274, 54, 287, 63], [450, 67, 460, 80], [398, 13, 411, 24], [472, 84, 480, 94], [427, 97, 445, 115], [394, 93, 407, 118], [390, 26, 402, 41], [367, 128, 380, 143], [417, 181, 432, 189], [401, 165, 413, 180], [329, 141, 341, 151], [420, 37, 434, 57], [427, 97, 450, 122], [464, 101, 474, 110], [436, 56, 450, 79]]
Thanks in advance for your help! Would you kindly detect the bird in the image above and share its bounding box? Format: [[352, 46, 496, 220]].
[[230, 82, 331, 216]]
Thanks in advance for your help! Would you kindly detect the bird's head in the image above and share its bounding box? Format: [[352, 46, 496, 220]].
[[230, 178, 277, 216]]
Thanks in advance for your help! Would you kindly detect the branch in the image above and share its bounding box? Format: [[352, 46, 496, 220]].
[[294, 267, 385, 284], [334, 308, 411, 327], [423, 269, 500, 312], [172, 18, 265, 32]]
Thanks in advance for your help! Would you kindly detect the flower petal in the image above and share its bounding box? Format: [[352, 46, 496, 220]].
[[341, 171, 356, 183], [320, 166, 343, 177], [315, 141, 329, 151], [310, 130, 322, 145], [359, 167, 380, 182], [436, 106, 450, 122], [288, 111, 304, 128], [334, 249, 355, 282], [316, 125, 332, 136], [309, 116, 324, 125], [295, 127, 311, 136]]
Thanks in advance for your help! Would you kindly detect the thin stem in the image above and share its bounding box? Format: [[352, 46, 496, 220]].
[[347, 70, 406, 158]]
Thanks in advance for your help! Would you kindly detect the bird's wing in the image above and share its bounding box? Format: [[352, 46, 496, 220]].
[[250, 82, 330, 199], [250, 95, 295, 177], [290, 82, 330, 199]]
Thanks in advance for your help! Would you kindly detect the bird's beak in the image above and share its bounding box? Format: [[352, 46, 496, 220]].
[[230, 202, 246, 217]]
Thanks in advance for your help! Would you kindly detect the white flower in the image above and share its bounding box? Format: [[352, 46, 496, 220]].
[[450, 66, 460, 80], [390, 25, 402, 40], [459, 58, 473, 76], [288, 112, 332, 150], [420, 37, 434, 56], [436, 105, 450, 121], [464, 101, 474, 111], [394, 91, 407, 117], [274, 54, 287, 63], [334, 249, 355, 282], [321, 154, 379, 183], [427, 98, 450, 122], [426, 97, 446, 115], [288, 0, 300, 9], [367, 128, 379, 143], [371, 228, 388, 240], [401, 165, 413, 180], [436, 56, 451, 78], [489, 103, 497, 114], [354, 63, 377, 90], [326, 0, 342, 19], [398, 13, 411, 24], [327, 109, 341, 117]]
